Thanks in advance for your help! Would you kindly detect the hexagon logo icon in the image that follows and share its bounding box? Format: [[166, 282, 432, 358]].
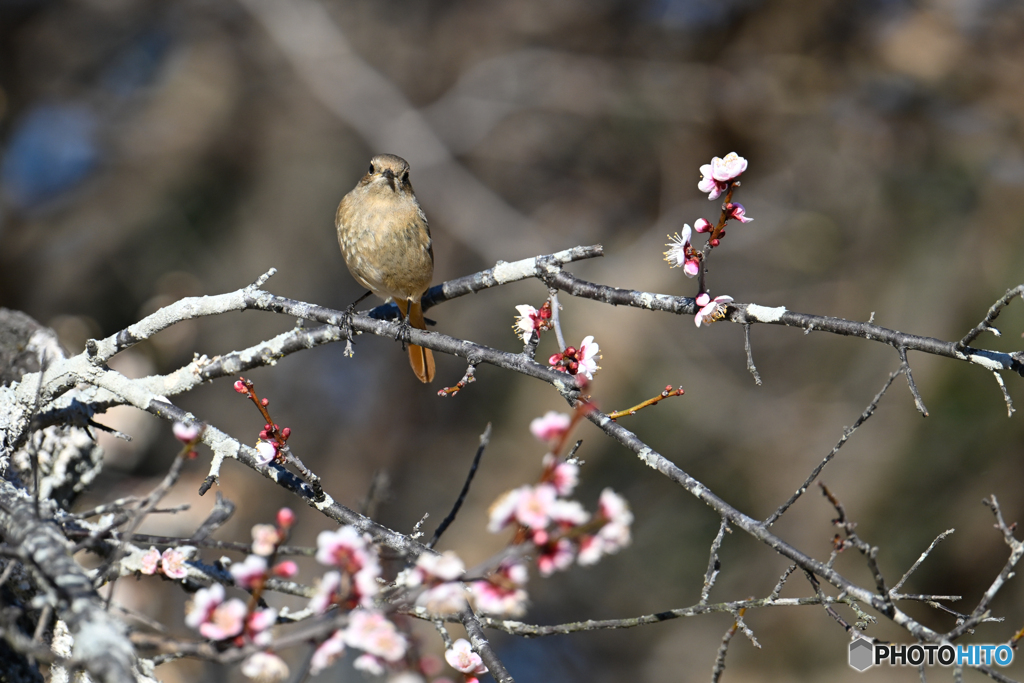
[[849, 637, 874, 671]]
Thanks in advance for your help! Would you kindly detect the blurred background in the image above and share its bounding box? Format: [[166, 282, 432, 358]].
[[2, 0, 1023, 680]]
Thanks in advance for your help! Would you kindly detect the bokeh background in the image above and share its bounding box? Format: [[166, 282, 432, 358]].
[[2, 0, 1023, 680]]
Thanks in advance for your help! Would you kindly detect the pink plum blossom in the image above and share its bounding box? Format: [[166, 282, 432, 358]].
[[316, 526, 371, 569], [725, 202, 753, 223], [240, 652, 289, 682], [247, 608, 278, 647], [695, 293, 734, 327], [543, 454, 579, 496], [172, 421, 200, 443], [514, 484, 557, 530], [276, 507, 295, 529], [160, 548, 189, 579], [310, 630, 346, 675], [537, 538, 576, 577], [469, 562, 529, 617], [712, 152, 748, 181], [230, 554, 268, 589], [445, 639, 488, 675], [194, 589, 247, 641], [579, 489, 634, 565], [698, 152, 748, 199], [139, 547, 160, 575], [529, 411, 571, 443], [694, 217, 713, 233], [344, 609, 408, 662], [272, 560, 298, 578]]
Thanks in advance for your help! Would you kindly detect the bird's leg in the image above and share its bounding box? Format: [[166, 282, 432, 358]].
[[342, 290, 373, 357], [395, 299, 413, 349]]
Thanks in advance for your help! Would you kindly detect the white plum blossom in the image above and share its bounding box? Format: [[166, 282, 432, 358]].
[[172, 421, 200, 442], [254, 440, 277, 465], [310, 630, 346, 675], [251, 524, 280, 556], [240, 652, 289, 682], [664, 225, 700, 277], [414, 550, 465, 583], [415, 581, 469, 614], [487, 486, 525, 532], [577, 336, 601, 380]]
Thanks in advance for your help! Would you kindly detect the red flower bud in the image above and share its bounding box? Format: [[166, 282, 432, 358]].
[[234, 380, 247, 394]]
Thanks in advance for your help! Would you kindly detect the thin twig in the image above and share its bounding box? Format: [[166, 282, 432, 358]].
[[743, 323, 762, 385], [607, 386, 684, 419], [956, 285, 1024, 351], [991, 371, 1015, 417], [898, 346, 929, 416], [700, 519, 729, 604], [429, 424, 491, 549], [766, 368, 900, 526], [891, 529, 955, 594], [710, 608, 744, 683]]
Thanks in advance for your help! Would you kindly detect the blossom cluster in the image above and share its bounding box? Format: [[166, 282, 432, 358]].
[[476, 411, 633, 615], [512, 302, 602, 382], [664, 152, 753, 326]]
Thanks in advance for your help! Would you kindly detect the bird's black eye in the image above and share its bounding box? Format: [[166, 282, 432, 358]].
[[401, 171, 409, 182], [368, 164, 375, 174]]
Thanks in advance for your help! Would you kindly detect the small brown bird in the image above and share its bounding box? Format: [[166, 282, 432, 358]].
[[336, 154, 435, 383]]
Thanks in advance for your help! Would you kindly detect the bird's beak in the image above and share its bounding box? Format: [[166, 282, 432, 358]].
[[382, 168, 396, 190]]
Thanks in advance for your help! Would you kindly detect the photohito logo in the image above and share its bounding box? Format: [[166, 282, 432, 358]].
[[849, 637, 1015, 671]]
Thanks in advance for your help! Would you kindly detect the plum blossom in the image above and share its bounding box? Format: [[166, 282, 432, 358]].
[[530, 411, 571, 443], [230, 554, 268, 589], [445, 639, 488, 675], [172, 421, 200, 443], [513, 302, 552, 343], [310, 630, 346, 675], [251, 524, 280, 556], [694, 217, 713, 233], [487, 486, 524, 532], [272, 560, 298, 578], [160, 547, 189, 579], [139, 547, 160, 575], [548, 336, 601, 380], [537, 538, 576, 577], [354, 654, 386, 676], [240, 652, 289, 682], [186, 584, 247, 641], [663, 225, 701, 277], [247, 607, 278, 647], [549, 498, 589, 526], [415, 581, 468, 614], [579, 489, 634, 566], [469, 562, 529, 617], [694, 292, 734, 327], [309, 570, 343, 614], [315, 526, 380, 607], [725, 202, 753, 223], [514, 484, 557, 530], [414, 551, 465, 584], [344, 609, 408, 662], [276, 507, 296, 529], [543, 453, 579, 496], [254, 440, 277, 465], [698, 152, 748, 199]]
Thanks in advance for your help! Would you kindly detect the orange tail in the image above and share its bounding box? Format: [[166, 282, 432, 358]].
[[396, 300, 435, 383]]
